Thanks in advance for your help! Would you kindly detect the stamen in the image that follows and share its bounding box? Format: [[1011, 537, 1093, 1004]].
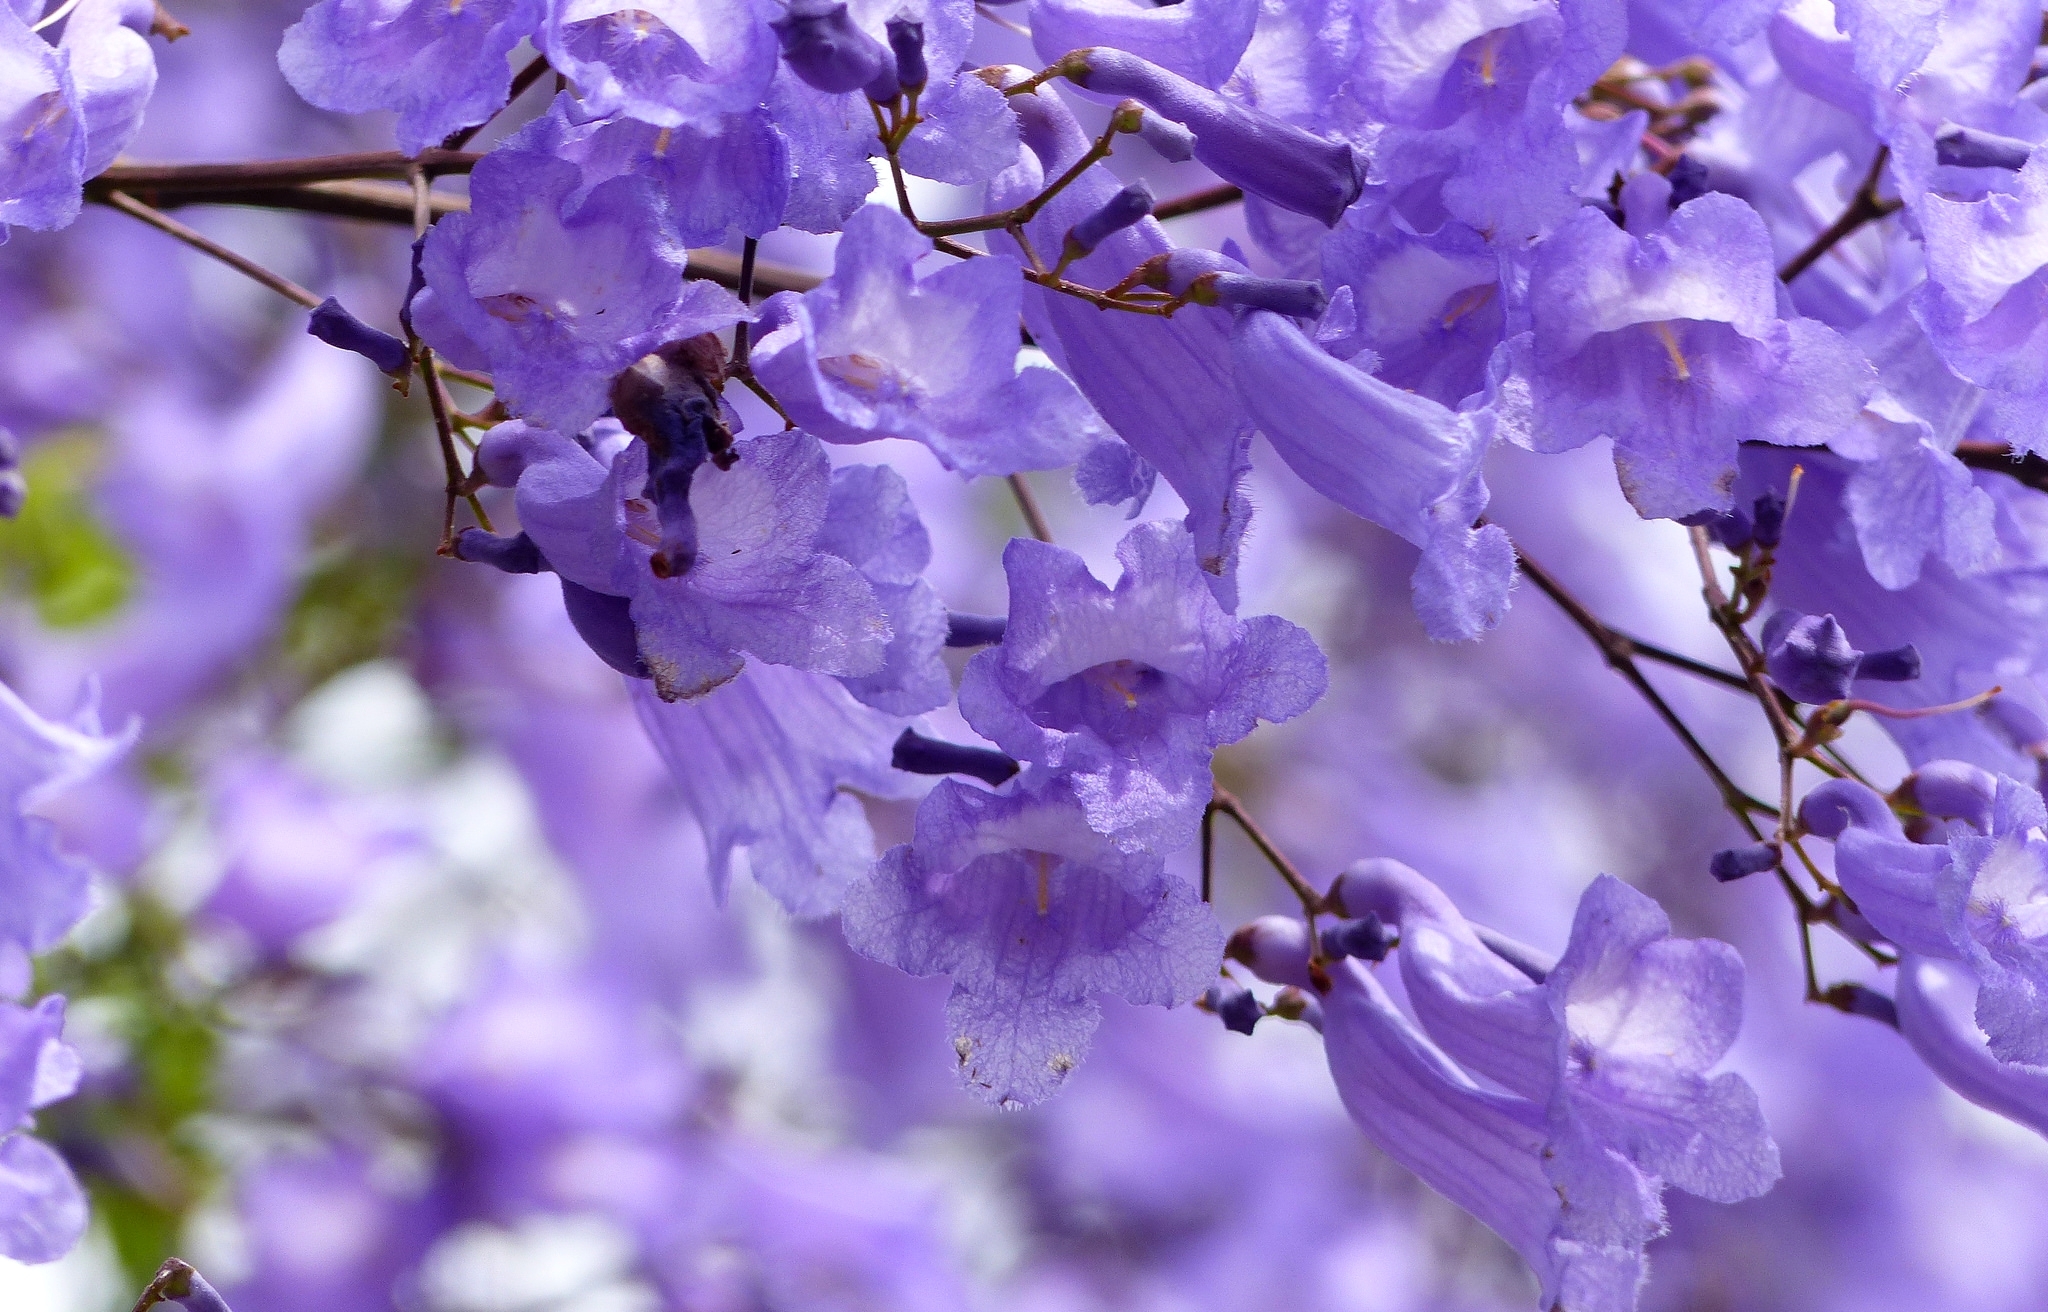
[[1652, 321, 1691, 381], [1477, 31, 1501, 87], [651, 127, 672, 158], [1440, 283, 1497, 329]]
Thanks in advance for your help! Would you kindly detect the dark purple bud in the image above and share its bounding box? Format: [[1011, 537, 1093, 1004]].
[[307, 297, 411, 376], [1857, 644, 1921, 682], [1935, 123, 2034, 170], [1319, 912, 1396, 962], [1190, 271, 1328, 318], [1681, 505, 1753, 550], [1823, 982, 1899, 1029], [1762, 611, 1861, 704], [1666, 155, 1712, 207], [891, 728, 1020, 787], [886, 16, 926, 91], [1202, 977, 1264, 1035], [1069, 48, 1361, 226], [453, 528, 547, 574], [1906, 760, 1998, 832], [612, 340, 733, 578], [1799, 778, 1897, 839], [944, 611, 1007, 647], [770, 0, 892, 96], [0, 427, 22, 519], [1749, 490, 1786, 548], [560, 580, 650, 680], [1063, 182, 1154, 260], [1710, 842, 1780, 882]]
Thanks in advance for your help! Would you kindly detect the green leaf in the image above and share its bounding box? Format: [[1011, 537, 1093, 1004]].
[[0, 434, 135, 629]]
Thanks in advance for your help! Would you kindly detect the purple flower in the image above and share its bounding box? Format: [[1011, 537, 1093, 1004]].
[[1, 0, 158, 235], [749, 205, 1108, 477], [631, 664, 917, 917], [842, 777, 1223, 1107], [1318, 860, 1777, 1290], [541, 0, 780, 129], [278, 0, 543, 155], [816, 463, 950, 715], [1316, 216, 1505, 408], [0, 995, 85, 1264], [958, 521, 1326, 850], [1029, 0, 1259, 89], [479, 419, 890, 702], [222, 1150, 440, 1312], [0, 678, 131, 965], [1896, 954, 2048, 1139], [1230, 305, 1515, 641], [1526, 180, 1875, 520], [411, 123, 748, 434], [551, 104, 792, 249]]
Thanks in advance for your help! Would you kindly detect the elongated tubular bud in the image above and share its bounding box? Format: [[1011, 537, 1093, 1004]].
[[1136, 108, 1195, 161], [944, 612, 1008, 647], [1061, 183, 1154, 264], [886, 16, 926, 91], [308, 297, 410, 375], [1935, 123, 2033, 170], [891, 728, 1020, 787], [1858, 645, 1922, 682], [453, 528, 547, 574], [1066, 47, 1362, 225], [1709, 843, 1780, 882], [1798, 778, 1899, 839]]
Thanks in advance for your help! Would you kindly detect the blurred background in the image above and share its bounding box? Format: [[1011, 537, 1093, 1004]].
[[5, 3, 2048, 1309]]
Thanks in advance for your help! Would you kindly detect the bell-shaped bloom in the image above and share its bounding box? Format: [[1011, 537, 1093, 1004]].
[[1525, 181, 1874, 520], [958, 521, 1326, 850], [411, 129, 749, 434], [994, 81, 1255, 594], [749, 205, 1107, 477], [843, 777, 1222, 1108], [0, 678, 131, 965], [1822, 771, 2048, 1066], [817, 464, 949, 716], [279, 0, 544, 155], [1029, 0, 1257, 89], [0, 995, 86, 1264], [1231, 306, 1514, 641], [1896, 954, 2048, 1139], [1319, 957, 1651, 1312], [1, 0, 158, 235], [1317, 216, 1505, 408], [479, 420, 889, 702], [631, 663, 916, 917], [541, 0, 780, 129]]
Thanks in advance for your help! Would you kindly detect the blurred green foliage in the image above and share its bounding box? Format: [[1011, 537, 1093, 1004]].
[[0, 435, 136, 629]]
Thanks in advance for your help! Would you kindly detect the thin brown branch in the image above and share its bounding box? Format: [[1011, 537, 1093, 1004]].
[[99, 190, 321, 309], [1153, 183, 1244, 222], [1210, 785, 1323, 918], [91, 148, 479, 193], [1778, 147, 1900, 282], [443, 54, 552, 151], [1955, 439, 2048, 494], [1006, 473, 1054, 542]]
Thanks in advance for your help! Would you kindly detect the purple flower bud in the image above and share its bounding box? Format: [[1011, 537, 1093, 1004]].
[[1682, 504, 1753, 550], [611, 340, 733, 579], [1799, 778, 1899, 839], [1068, 48, 1361, 226], [1906, 760, 1998, 832], [452, 528, 547, 574], [1319, 912, 1396, 962], [307, 297, 411, 376], [1666, 155, 1713, 207], [890, 727, 1020, 787], [0, 428, 23, 520], [1192, 272, 1328, 318], [1935, 123, 2033, 171], [1224, 915, 1313, 988], [1762, 611, 1862, 704], [886, 16, 925, 91], [1202, 977, 1264, 1035], [1266, 985, 1322, 1031], [136, 1261, 237, 1312], [1750, 489, 1786, 548], [1063, 182, 1154, 260], [1710, 843, 1780, 882], [1823, 982, 1899, 1028], [944, 611, 1007, 648], [1472, 925, 1551, 982], [1856, 644, 1922, 682], [1136, 108, 1195, 162], [559, 580, 650, 680], [770, 0, 892, 96]]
